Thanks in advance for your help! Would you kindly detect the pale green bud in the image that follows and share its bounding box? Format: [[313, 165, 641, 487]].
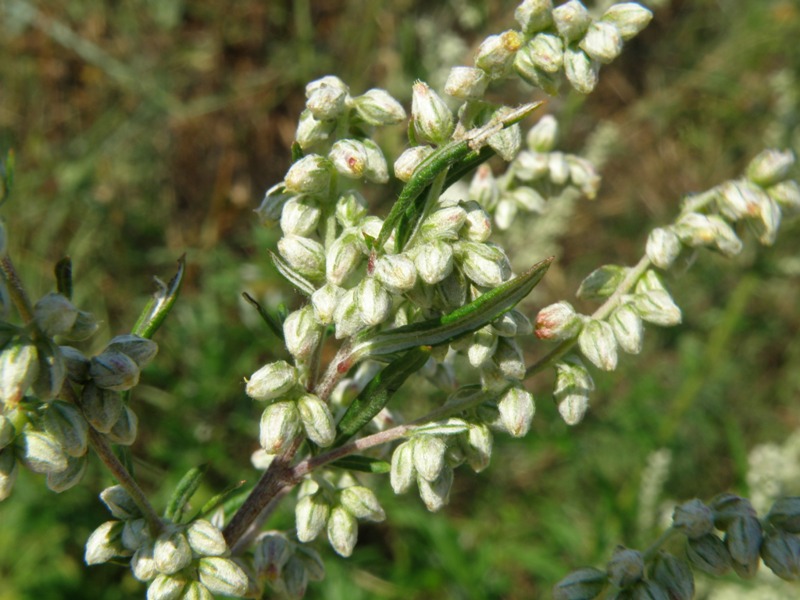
[[107, 405, 138, 446], [463, 423, 492, 472], [494, 337, 526, 380], [154, 528, 193, 575], [327, 505, 358, 557], [123, 518, 152, 552], [335, 190, 368, 228], [0, 447, 17, 500], [553, 567, 608, 600], [280, 197, 321, 237], [326, 229, 366, 286], [548, 151, 570, 185], [606, 546, 644, 588], [362, 139, 389, 184], [578, 319, 618, 371], [18, 429, 67, 474], [90, 351, 140, 391], [492, 309, 532, 337], [747, 148, 795, 186], [282, 555, 309, 599], [417, 464, 453, 512], [646, 227, 681, 269], [33, 292, 78, 337], [469, 164, 500, 210], [340, 486, 385, 521], [295, 109, 335, 150], [467, 328, 497, 368], [514, 0, 553, 35], [353, 88, 406, 126], [716, 180, 768, 221], [421, 205, 467, 241], [255, 183, 292, 225], [246, 360, 297, 402], [601, 3, 653, 41], [535, 301, 583, 341], [552, 0, 592, 42], [750, 194, 782, 246], [373, 254, 417, 294], [610, 304, 643, 355], [81, 383, 124, 434], [554, 355, 594, 425], [60, 345, 90, 383], [283, 305, 322, 362], [44, 400, 88, 457], [528, 33, 564, 73], [580, 21, 623, 64], [284, 154, 333, 196], [394, 146, 434, 182], [186, 519, 228, 557], [356, 277, 391, 327], [0, 338, 38, 406], [454, 241, 510, 288], [498, 386, 535, 437], [567, 155, 601, 198], [768, 180, 800, 215], [253, 532, 291, 581], [259, 401, 301, 454], [333, 288, 365, 339], [460, 200, 492, 242], [29, 338, 65, 402], [411, 81, 454, 145], [311, 283, 344, 326], [306, 80, 348, 122], [147, 574, 187, 600], [726, 515, 763, 578], [578, 264, 627, 300], [564, 46, 599, 94], [390, 440, 416, 494], [436, 268, 468, 311], [0, 413, 14, 449], [767, 497, 800, 533], [673, 499, 714, 539], [329, 139, 368, 179], [296, 491, 331, 542], [761, 529, 800, 581], [63, 309, 99, 342], [673, 212, 742, 256], [632, 290, 682, 327], [686, 534, 732, 576], [85, 520, 128, 565], [514, 46, 562, 95], [414, 240, 454, 284], [444, 66, 488, 99], [476, 30, 523, 79], [412, 435, 447, 482], [488, 118, 522, 162], [297, 392, 335, 447], [182, 582, 214, 600], [515, 150, 550, 181], [650, 552, 695, 600], [105, 334, 158, 368], [526, 115, 558, 153], [46, 454, 87, 492], [132, 544, 158, 582]]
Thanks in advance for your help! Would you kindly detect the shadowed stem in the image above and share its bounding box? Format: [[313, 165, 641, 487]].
[[1, 255, 34, 322]]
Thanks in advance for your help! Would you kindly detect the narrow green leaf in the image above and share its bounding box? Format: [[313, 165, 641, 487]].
[[164, 464, 207, 522], [330, 455, 391, 474], [198, 480, 247, 519], [269, 250, 316, 297], [132, 255, 186, 340], [334, 346, 431, 445], [241, 292, 285, 342], [291, 141, 304, 163], [55, 257, 73, 300]]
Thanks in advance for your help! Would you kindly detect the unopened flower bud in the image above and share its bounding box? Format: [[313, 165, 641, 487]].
[[469, 164, 500, 209], [454, 241, 510, 287], [34, 292, 78, 337], [0, 414, 14, 449], [510, 188, 547, 216], [411, 81, 454, 145], [31, 338, 65, 402], [412, 435, 447, 482], [527, 115, 558, 153], [552, 0, 592, 42], [606, 546, 644, 588], [564, 47, 599, 94], [280, 197, 321, 237], [514, 46, 562, 95], [310, 283, 343, 326], [493, 338, 525, 380], [601, 3, 653, 41], [514, 0, 553, 35], [81, 383, 124, 433], [64, 310, 98, 344], [355, 277, 390, 327], [554, 356, 594, 425], [529, 33, 564, 74], [761, 529, 800, 581], [281, 555, 309, 599], [85, 520, 127, 565], [362, 139, 389, 184], [260, 401, 301, 454], [297, 393, 335, 447], [476, 30, 522, 79], [333, 288, 365, 339], [535, 301, 582, 340], [414, 240, 454, 284], [333, 191, 367, 230], [686, 534, 732, 576], [101, 484, 142, 520], [18, 430, 67, 474], [326, 229, 366, 286], [578, 267, 626, 301], [725, 515, 763, 578], [44, 400, 88, 458], [340, 485, 385, 521], [147, 574, 187, 600], [46, 453, 87, 493], [632, 290, 682, 327], [488, 118, 522, 161], [710, 493, 757, 529], [123, 519, 152, 553], [283, 306, 322, 362], [253, 532, 291, 581], [462, 423, 492, 472], [646, 227, 681, 269], [154, 529, 193, 575], [295, 492, 331, 542], [198, 557, 249, 597], [580, 21, 624, 64], [746, 148, 795, 187], [459, 200, 491, 242], [498, 386, 535, 437], [421, 205, 467, 241], [327, 505, 358, 557], [444, 66, 489, 99], [373, 254, 417, 293], [394, 146, 434, 182], [467, 328, 498, 368], [0, 338, 39, 406], [768, 180, 800, 215], [716, 180, 769, 221], [105, 334, 158, 368], [417, 465, 454, 512], [256, 184, 292, 225], [567, 155, 601, 198], [553, 567, 608, 600], [329, 139, 368, 179], [650, 551, 695, 600], [60, 345, 91, 383], [284, 154, 333, 197], [768, 497, 800, 533], [673, 499, 714, 539], [390, 441, 416, 494], [246, 360, 297, 402], [306, 83, 348, 122], [90, 350, 140, 391], [353, 88, 406, 126], [548, 151, 570, 185], [578, 319, 618, 371], [0, 447, 17, 500], [296, 109, 335, 150], [610, 304, 643, 355], [107, 404, 138, 446], [751, 194, 782, 246]]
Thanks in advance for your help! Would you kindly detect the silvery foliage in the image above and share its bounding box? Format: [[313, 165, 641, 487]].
[[0, 1, 798, 598]]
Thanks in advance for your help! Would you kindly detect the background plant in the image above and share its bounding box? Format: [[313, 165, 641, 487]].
[[1, 0, 799, 598]]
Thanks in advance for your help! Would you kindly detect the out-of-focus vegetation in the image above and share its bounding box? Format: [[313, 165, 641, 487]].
[[1, 0, 799, 598]]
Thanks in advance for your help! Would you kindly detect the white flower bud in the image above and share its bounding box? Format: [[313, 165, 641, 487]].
[[412, 435, 447, 482], [716, 180, 768, 221], [414, 240, 454, 284], [90, 350, 140, 391], [284, 154, 332, 196], [31, 338, 66, 402], [246, 360, 297, 402], [0, 338, 39, 406], [529, 33, 564, 74], [548, 151, 570, 185], [535, 301, 583, 341], [326, 229, 366, 286], [198, 557, 249, 597], [101, 484, 142, 520], [601, 3, 654, 41], [552, 0, 592, 42], [255, 184, 291, 225], [462, 423, 492, 472], [554, 355, 594, 425], [564, 46, 599, 94], [768, 180, 800, 215], [19, 430, 67, 474], [421, 205, 467, 240], [280, 197, 321, 237], [444, 66, 488, 99], [454, 241, 510, 287], [0, 414, 14, 449], [105, 334, 158, 368], [284, 306, 322, 362], [390, 441, 416, 494], [131, 544, 157, 582], [296, 491, 331, 542], [311, 283, 343, 325], [85, 520, 127, 565], [354, 278, 390, 327], [673, 212, 740, 256], [567, 155, 601, 198], [297, 393, 335, 447], [580, 21, 624, 64], [633, 290, 682, 327], [411, 81, 454, 145], [353, 88, 406, 126], [327, 506, 358, 557], [526, 115, 558, 153], [373, 254, 417, 294], [333, 288, 365, 339], [362, 139, 389, 184], [81, 383, 124, 434], [306, 82, 348, 122], [394, 146, 435, 182], [43, 400, 88, 458], [515, 150, 550, 181], [121, 519, 151, 554], [154, 529, 193, 575], [476, 30, 523, 79], [493, 338, 526, 380], [333, 191, 367, 230], [514, 0, 553, 35], [498, 386, 535, 437], [460, 200, 492, 242], [305, 76, 348, 108], [147, 574, 187, 600], [646, 227, 682, 269], [295, 109, 335, 150], [417, 465, 454, 512], [467, 328, 498, 368], [469, 164, 500, 210], [34, 292, 78, 337], [750, 194, 782, 246], [329, 139, 368, 179], [578, 319, 618, 371], [183, 581, 215, 600], [46, 453, 87, 493], [340, 486, 385, 521], [514, 45, 562, 95], [610, 304, 643, 355], [60, 345, 90, 382], [0, 447, 17, 500], [489, 118, 522, 162], [493, 309, 532, 337], [259, 401, 302, 454]]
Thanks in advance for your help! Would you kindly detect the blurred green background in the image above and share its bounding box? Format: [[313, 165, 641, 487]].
[[1, 0, 799, 598]]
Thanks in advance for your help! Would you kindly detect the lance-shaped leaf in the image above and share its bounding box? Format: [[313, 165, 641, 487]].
[[199, 480, 247, 520], [241, 292, 285, 342], [132, 255, 186, 339], [352, 256, 553, 359], [164, 464, 208, 523], [334, 346, 431, 445], [269, 250, 316, 297], [55, 257, 73, 301], [330, 455, 391, 474]]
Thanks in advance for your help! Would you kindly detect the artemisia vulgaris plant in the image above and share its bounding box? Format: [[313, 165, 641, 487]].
[[1, 1, 799, 598]]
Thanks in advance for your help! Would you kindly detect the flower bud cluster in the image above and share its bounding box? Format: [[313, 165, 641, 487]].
[[390, 433, 456, 512], [253, 531, 325, 599]]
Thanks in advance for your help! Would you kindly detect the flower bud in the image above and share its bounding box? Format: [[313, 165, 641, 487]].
[[260, 401, 301, 454], [147, 574, 187, 600], [417, 465, 454, 512], [297, 393, 335, 447], [327, 505, 358, 557], [514, 0, 553, 35], [580, 21, 623, 64], [498, 386, 535, 437], [564, 47, 599, 94], [296, 109, 335, 150], [552, 0, 592, 42], [578, 319, 618, 371], [515, 150, 550, 181], [514, 46, 561, 95], [411, 81, 454, 145], [454, 241, 510, 287], [632, 290, 682, 327], [476, 30, 522, 79], [761, 529, 800, 581], [366, 141, 391, 188], [353, 88, 406, 126], [414, 240, 454, 284], [768, 180, 800, 215], [85, 520, 127, 565], [610, 304, 643, 355], [332, 191, 367, 230], [535, 301, 583, 341], [246, 360, 297, 403], [421, 205, 467, 241], [123, 518, 152, 552], [0, 338, 39, 406], [340, 485, 386, 521], [646, 227, 681, 269], [716, 180, 769, 221], [305, 78, 348, 122], [456, 200, 490, 243], [492, 309, 531, 337], [284, 154, 333, 197], [326, 229, 366, 286], [0, 447, 17, 501], [296, 544, 325, 582], [767, 497, 800, 533], [568, 155, 601, 198], [105, 334, 159, 368], [181, 582, 214, 600], [466, 328, 497, 368], [469, 164, 500, 209], [280, 197, 321, 237], [154, 528, 193, 575], [283, 306, 322, 363], [526, 115, 558, 153], [554, 356, 594, 425], [529, 33, 564, 74], [710, 493, 757, 529], [0, 413, 14, 449], [60, 345, 91, 383], [280, 555, 309, 599], [18, 429, 67, 474], [606, 546, 644, 588], [488, 118, 522, 161], [552, 567, 608, 600], [44, 453, 85, 493], [107, 404, 138, 446], [81, 383, 124, 433], [746, 148, 795, 187], [256, 184, 291, 225], [101, 484, 142, 520], [725, 515, 762, 578], [29, 337, 65, 402], [34, 293, 78, 337], [296, 492, 332, 542], [412, 435, 447, 482], [253, 532, 291, 581], [493, 337, 525, 380], [390, 441, 416, 494], [355, 278, 392, 327], [444, 66, 488, 99], [650, 551, 695, 600], [333, 288, 365, 339], [44, 400, 88, 457], [673, 499, 714, 539], [751, 194, 782, 246], [463, 423, 492, 472], [329, 139, 368, 180], [311, 283, 343, 326], [548, 151, 570, 185], [394, 146, 435, 182], [601, 3, 653, 41], [686, 533, 732, 576], [90, 350, 140, 391], [373, 254, 417, 294], [198, 557, 249, 597]]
